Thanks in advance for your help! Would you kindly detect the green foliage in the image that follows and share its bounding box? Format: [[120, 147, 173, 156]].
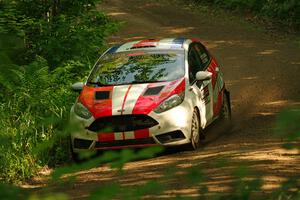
[[27, 11, 116, 68], [0, 56, 75, 182], [192, 0, 300, 29], [88, 184, 120, 200], [0, 183, 21, 200], [28, 194, 69, 200], [0, 0, 117, 183], [0, 0, 117, 67], [15, 0, 102, 18], [275, 108, 300, 149], [51, 146, 164, 180]]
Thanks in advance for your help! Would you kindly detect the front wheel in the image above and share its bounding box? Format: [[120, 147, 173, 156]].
[[70, 140, 81, 163], [189, 109, 202, 150]]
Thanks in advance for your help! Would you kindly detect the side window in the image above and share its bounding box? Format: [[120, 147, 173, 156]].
[[195, 43, 210, 69], [188, 45, 202, 84]]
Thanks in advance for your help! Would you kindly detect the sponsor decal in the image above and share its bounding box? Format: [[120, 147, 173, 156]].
[[201, 85, 210, 105], [200, 53, 209, 64]]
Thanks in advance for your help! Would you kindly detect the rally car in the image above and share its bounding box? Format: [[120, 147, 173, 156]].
[[70, 38, 231, 157]]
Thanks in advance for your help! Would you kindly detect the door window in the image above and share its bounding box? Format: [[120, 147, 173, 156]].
[[194, 43, 210, 70], [188, 45, 202, 84]]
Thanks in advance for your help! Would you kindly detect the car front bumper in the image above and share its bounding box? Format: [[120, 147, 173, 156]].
[[70, 101, 192, 152]]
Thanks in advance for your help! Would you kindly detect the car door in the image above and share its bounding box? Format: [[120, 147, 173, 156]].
[[187, 43, 214, 127], [195, 42, 224, 118]]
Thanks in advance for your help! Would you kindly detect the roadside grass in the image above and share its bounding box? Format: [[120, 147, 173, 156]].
[[0, 0, 118, 183]]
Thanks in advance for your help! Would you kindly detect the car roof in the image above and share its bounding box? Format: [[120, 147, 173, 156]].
[[106, 38, 194, 54]]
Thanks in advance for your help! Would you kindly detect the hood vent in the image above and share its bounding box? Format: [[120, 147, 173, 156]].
[[143, 86, 164, 96], [95, 91, 110, 100]]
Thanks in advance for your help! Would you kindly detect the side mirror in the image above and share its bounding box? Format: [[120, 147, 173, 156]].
[[71, 82, 84, 93], [196, 71, 212, 81]]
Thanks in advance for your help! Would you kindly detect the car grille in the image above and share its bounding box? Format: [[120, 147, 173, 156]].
[[73, 138, 93, 149], [94, 137, 156, 149], [87, 115, 158, 133]]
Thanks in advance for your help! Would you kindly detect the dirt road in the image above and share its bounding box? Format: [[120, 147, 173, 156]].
[[27, 0, 300, 198]]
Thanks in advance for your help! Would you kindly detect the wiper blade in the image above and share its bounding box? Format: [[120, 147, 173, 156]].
[[88, 80, 167, 86], [129, 80, 166, 84], [87, 81, 110, 86]]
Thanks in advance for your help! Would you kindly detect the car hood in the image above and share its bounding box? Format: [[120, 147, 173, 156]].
[[78, 78, 185, 118]]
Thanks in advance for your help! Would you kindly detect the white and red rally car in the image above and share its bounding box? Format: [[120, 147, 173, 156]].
[[70, 38, 231, 156]]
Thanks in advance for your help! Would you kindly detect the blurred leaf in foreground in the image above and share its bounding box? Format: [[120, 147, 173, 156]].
[[88, 183, 120, 200], [28, 193, 69, 200], [275, 108, 300, 149], [0, 183, 21, 200]]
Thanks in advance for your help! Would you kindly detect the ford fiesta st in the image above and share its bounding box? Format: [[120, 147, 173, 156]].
[[70, 38, 231, 157]]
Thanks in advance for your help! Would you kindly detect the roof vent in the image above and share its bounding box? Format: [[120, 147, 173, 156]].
[[130, 45, 156, 49], [130, 39, 158, 49]]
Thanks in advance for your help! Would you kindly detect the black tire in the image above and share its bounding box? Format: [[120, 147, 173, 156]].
[[189, 109, 202, 150], [70, 140, 81, 163], [220, 90, 232, 125]]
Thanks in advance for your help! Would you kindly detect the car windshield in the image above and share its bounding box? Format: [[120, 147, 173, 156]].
[[87, 50, 185, 86]]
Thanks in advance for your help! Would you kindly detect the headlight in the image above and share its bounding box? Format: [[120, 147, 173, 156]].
[[74, 102, 92, 119], [154, 92, 184, 113]]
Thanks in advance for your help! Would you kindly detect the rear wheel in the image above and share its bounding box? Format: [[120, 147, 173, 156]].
[[220, 90, 232, 125]]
